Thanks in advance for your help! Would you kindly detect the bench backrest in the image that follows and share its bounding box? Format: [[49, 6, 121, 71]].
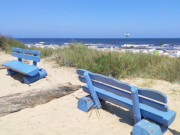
[[12, 47, 41, 66], [77, 69, 168, 112]]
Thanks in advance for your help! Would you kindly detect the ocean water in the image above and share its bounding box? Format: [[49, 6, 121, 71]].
[[16, 38, 180, 47]]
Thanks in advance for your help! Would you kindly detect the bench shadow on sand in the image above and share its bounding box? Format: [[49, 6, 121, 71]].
[[6, 73, 24, 83], [168, 128, 180, 135], [102, 102, 180, 135], [102, 102, 134, 126]]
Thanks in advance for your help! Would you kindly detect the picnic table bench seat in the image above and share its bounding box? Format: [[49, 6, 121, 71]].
[[2, 47, 47, 84], [76, 69, 176, 135]]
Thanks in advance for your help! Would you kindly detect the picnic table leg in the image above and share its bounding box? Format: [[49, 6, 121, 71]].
[[84, 71, 101, 109], [131, 86, 141, 124]]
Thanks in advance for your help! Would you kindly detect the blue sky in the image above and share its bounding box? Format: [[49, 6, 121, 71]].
[[0, 0, 180, 38]]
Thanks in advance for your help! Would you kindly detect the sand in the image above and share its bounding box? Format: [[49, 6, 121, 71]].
[[0, 51, 179, 135]]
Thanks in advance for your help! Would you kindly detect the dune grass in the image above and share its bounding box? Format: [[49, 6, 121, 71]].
[[0, 35, 54, 57], [55, 43, 180, 83], [0, 35, 25, 52], [0, 35, 180, 83]]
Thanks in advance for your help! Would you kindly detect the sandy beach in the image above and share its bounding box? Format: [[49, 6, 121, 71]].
[[0, 51, 179, 135]]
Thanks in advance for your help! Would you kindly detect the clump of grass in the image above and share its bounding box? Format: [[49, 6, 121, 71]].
[[55, 43, 103, 67], [0, 35, 25, 52], [29, 46, 55, 58]]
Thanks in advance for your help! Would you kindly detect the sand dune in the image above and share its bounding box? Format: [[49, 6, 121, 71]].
[[0, 52, 179, 135]]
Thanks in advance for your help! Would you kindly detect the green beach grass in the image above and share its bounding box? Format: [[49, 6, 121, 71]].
[[1, 35, 180, 83], [0, 35, 54, 58]]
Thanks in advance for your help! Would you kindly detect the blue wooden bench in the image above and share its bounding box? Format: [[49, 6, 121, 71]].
[[77, 69, 176, 135], [2, 47, 47, 84]]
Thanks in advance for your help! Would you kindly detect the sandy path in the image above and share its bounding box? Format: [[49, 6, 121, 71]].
[[0, 52, 179, 135]]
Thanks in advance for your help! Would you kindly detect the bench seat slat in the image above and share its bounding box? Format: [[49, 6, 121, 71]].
[[82, 85, 176, 126], [2, 60, 39, 76], [12, 47, 41, 55], [12, 52, 40, 62]]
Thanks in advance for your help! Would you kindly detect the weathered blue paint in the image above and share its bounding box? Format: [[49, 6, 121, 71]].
[[84, 71, 101, 109], [82, 85, 133, 110], [12, 52, 40, 62], [1, 47, 47, 84], [77, 69, 132, 92], [12, 47, 41, 55], [139, 88, 167, 103], [76, 69, 176, 131], [33, 54, 38, 66], [78, 95, 95, 112], [131, 86, 141, 123], [17, 51, 22, 62], [3, 60, 39, 76], [132, 119, 162, 135], [23, 68, 47, 84]]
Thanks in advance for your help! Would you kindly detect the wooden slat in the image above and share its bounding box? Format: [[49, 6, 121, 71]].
[[79, 76, 132, 100], [77, 69, 132, 92], [82, 85, 133, 111], [12, 52, 40, 62], [12, 47, 41, 55], [139, 88, 167, 103]]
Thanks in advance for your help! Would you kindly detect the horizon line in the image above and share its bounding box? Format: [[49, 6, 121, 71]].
[[15, 37, 180, 39]]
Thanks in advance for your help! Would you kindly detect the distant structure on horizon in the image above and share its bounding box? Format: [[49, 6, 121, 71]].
[[124, 33, 130, 38]]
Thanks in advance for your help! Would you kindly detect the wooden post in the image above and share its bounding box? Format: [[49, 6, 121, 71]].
[[17, 51, 22, 62], [33, 54, 37, 66], [131, 86, 141, 123], [84, 71, 101, 109]]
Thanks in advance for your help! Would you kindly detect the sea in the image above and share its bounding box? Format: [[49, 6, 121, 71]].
[[16, 38, 180, 48]]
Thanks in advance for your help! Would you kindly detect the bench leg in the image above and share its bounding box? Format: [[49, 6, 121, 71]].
[[23, 68, 47, 84], [132, 119, 164, 135], [131, 86, 141, 124], [78, 95, 95, 112], [7, 69, 17, 76]]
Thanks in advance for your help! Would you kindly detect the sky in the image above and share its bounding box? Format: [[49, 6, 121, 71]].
[[0, 0, 180, 38]]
